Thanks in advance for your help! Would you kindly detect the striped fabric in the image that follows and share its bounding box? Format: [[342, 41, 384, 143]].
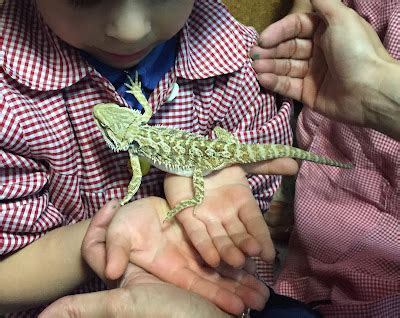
[[274, 1, 400, 317], [1, 0, 292, 315]]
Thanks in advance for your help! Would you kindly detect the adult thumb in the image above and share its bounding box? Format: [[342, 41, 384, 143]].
[[311, 0, 349, 25], [38, 291, 116, 318]]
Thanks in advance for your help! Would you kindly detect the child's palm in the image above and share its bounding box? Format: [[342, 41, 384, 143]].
[[164, 165, 275, 268]]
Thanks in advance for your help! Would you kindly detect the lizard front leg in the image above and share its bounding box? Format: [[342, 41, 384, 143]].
[[164, 168, 205, 221], [125, 72, 153, 122], [120, 148, 143, 205]]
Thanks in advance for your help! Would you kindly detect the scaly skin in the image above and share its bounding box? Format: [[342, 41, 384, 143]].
[[93, 73, 353, 220]]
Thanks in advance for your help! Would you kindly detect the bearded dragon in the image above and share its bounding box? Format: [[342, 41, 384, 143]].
[[93, 74, 352, 220]]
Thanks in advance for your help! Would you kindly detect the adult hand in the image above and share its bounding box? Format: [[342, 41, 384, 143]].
[[164, 160, 298, 269], [81, 197, 268, 315], [250, 0, 397, 128], [39, 263, 232, 318]]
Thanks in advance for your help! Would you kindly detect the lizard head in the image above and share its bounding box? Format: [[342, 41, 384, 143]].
[[93, 103, 142, 152]]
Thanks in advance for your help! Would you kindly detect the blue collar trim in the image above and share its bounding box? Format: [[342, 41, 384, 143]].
[[83, 36, 177, 110]]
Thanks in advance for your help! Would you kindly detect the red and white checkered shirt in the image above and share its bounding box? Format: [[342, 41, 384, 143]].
[[275, 1, 400, 317], [0, 1, 291, 314]]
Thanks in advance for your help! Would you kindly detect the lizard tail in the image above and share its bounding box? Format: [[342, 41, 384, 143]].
[[246, 143, 353, 169]]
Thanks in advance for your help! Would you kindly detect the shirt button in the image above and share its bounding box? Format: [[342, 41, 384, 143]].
[[166, 82, 180, 102]]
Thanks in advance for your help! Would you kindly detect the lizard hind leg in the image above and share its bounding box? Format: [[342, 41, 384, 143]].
[[164, 168, 205, 221]]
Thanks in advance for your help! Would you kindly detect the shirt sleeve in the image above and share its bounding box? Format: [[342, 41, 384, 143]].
[[0, 96, 64, 256], [214, 59, 294, 212]]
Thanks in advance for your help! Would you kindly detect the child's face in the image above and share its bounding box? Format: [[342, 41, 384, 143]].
[[36, 0, 195, 69]]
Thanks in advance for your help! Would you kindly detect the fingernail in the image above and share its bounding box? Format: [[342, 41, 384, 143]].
[[109, 199, 119, 209], [252, 53, 260, 60]]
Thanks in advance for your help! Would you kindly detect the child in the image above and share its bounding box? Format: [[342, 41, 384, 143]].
[[0, 0, 293, 315]]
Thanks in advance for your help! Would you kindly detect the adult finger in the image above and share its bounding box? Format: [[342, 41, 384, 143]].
[[251, 38, 313, 60], [169, 266, 268, 314], [252, 58, 310, 78], [257, 73, 305, 102], [169, 267, 246, 315], [242, 256, 257, 275], [212, 265, 269, 311], [311, 0, 350, 25], [242, 158, 299, 176], [258, 13, 319, 48], [216, 262, 269, 298]]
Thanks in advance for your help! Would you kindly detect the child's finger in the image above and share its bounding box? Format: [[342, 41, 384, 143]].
[[223, 218, 261, 257], [206, 220, 246, 268], [85, 199, 120, 241], [242, 158, 299, 176], [239, 202, 275, 263], [81, 200, 120, 279], [177, 210, 221, 267]]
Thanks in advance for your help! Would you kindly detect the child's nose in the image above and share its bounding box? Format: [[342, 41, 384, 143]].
[[105, 4, 151, 43]]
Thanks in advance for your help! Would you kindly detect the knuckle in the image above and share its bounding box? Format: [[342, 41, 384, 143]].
[[285, 59, 292, 75], [301, 60, 309, 76], [279, 77, 292, 95], [293, 38, 300, 56], [294, 14, 303, 35], [80, 239, 95, 260], [104, 288, 132, 317], [286, 39, 295, 57], [56, 297, 81, 318]]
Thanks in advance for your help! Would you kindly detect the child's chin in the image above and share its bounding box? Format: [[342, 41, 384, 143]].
[[98, 57, 141, 69]]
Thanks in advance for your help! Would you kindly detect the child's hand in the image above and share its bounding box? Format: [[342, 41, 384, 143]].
[[164, 158, 298, 268], [81, 197, 269, 315], [164, 165, 276, 268]]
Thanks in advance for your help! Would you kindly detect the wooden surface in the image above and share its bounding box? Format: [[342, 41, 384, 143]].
[[223, 0, 293, 33]]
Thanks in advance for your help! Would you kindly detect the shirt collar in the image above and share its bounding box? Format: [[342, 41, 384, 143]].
[[1, 0, 255, 91], [174, 0, 255, 80]]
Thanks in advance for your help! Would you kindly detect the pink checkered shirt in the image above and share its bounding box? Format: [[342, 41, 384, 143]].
[[275, 1, 400, 317], [1, 0, 291, 315]]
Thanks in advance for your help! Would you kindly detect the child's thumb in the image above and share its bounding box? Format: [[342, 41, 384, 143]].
[[105, 231, 131, 281]]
